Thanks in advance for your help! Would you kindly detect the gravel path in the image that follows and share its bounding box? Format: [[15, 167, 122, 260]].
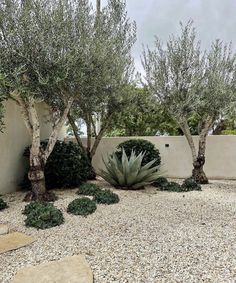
[[0, 179, 236, 283]]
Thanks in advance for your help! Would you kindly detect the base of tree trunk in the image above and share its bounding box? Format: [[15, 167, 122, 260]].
[[87, 167, 97, 180], [192, 168, 208, 184], [23, 191, 57, 202]]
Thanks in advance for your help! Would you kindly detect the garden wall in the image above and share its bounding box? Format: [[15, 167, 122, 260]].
[[0, 100, 66, 194], [80, 136, 236, 180]]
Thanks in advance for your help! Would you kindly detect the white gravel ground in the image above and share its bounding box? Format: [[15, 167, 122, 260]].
[[0, 179, 236, 283]]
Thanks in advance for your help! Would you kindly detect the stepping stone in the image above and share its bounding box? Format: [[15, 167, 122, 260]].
[[0, 232, 35, 254], [12, 255, 93, 283], [0, 224, 9, 235]]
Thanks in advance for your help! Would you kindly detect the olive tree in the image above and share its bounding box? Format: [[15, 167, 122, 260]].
[[142, 21, 236, 183], [68, 0, 136, 161], [0, 0, 93, 200]]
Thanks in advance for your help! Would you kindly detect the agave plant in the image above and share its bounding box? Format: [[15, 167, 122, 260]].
[[99, 149, 161, 189]]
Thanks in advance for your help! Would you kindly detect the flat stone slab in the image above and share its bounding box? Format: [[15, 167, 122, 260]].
[[0, 224, 9, 235], [0, 232, 35, 254], [12, 255, 93, 283]]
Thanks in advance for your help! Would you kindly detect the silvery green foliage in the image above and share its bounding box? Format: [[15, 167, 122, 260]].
[[70, 0, 136, 133], [100, 149, 160, 189], [142, 21, 236, 124], [0, 0, 93, 109]]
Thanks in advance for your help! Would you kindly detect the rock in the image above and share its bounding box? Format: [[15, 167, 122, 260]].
[[0, 224, 9, 235], [12, 255, 93, 283], [0, 232, 35, 254]]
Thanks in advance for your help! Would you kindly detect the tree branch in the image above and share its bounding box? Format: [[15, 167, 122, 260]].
[[43, 97, 74, 162], [10, 93, 33, 137], [67, 112, 84, 148]]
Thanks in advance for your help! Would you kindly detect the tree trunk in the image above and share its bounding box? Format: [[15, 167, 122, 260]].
[[192, 155, 208, 184], [86, 116, 92, 152], [192, 117, 214, 184], [67, 113, 84, 148], [180, 117, 208, 184], [90, 126, 107, 158], [27, 153, 46, 200]]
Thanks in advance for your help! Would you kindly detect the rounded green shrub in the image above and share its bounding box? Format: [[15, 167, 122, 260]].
[[67, 198, 97, 216], [22, 140, 92, 190], [24, 201, 64, 229], [93, 189, 119, 205], [152, 177, 169, 188], [23, 201, 52, 215], [115, 139, 161, 167], [182, 177, 201, 191], [160, 181, 182, 192], [77, 183, 102, 196], [0, 198, 8, 211]]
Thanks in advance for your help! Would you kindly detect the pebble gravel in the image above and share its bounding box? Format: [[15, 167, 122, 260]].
[[0, 179, 236, 283]]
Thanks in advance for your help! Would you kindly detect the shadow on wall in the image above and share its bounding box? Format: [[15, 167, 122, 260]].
[[0, 100, 67, 195]]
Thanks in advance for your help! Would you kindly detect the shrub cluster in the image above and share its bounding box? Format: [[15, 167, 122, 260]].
[[154, 177, 201, 192], [22, 140, 92, 190], [0, 198, 7, 211], [152, 177, 169, 188], [181, 177, 201, 191], [77, 183, 101, 196], [161, 181, 182, 192], [23, 201, 64, 229], [93, 189, 120, 205], [67, 198, 97, 216], [115, 139, 161, 167]]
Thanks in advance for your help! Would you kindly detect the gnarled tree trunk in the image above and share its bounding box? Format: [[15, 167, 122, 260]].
[[180, 117, 213, 184], [11, 93, 74, 201], [27, 153, 46, 200], [192, 117, 214, 184]]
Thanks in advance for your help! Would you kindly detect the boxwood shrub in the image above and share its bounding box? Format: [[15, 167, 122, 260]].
[[22, 140, 92, 190], [67, 198, 97, 216], [115, 139, 161, 167]]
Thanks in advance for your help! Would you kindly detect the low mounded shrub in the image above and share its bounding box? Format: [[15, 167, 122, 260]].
[[93, 189, 119, 205], [152, 177, 169, 188], [77, 183, 102, 196], [0, 198, 8, 211], [24, 201, 64, 229], [67, 198, 97, 216], [181, 177, 201, 191], [115, 139, 161, 167], [22, 140, 92, 190], [160, 181, 182, 192]]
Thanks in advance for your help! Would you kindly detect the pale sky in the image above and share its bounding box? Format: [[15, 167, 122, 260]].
[[91, 0, 236, 72]]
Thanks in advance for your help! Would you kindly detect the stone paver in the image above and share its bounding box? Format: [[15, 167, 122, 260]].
[[0, 232, 35, 254], [12, 255, 93, 283], [0, 224, 9, 235]]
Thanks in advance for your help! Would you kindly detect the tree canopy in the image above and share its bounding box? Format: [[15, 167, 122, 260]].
[[0, 0, 96, 199], [142, 21, 236, 183]]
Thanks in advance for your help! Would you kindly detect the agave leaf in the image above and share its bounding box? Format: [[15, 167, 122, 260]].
[[113, 153, 123, 173], [135, 166, 160, 183], [121, 149, 129, 182], [99, 170, 118, 186], [100, 149, 161, 189], [141, 159, 158, 170], [102, 156, 118, 181]]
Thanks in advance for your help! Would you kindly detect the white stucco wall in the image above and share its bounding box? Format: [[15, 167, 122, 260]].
[[0, 100, 66, 194], [80, 136, 236, 180]]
